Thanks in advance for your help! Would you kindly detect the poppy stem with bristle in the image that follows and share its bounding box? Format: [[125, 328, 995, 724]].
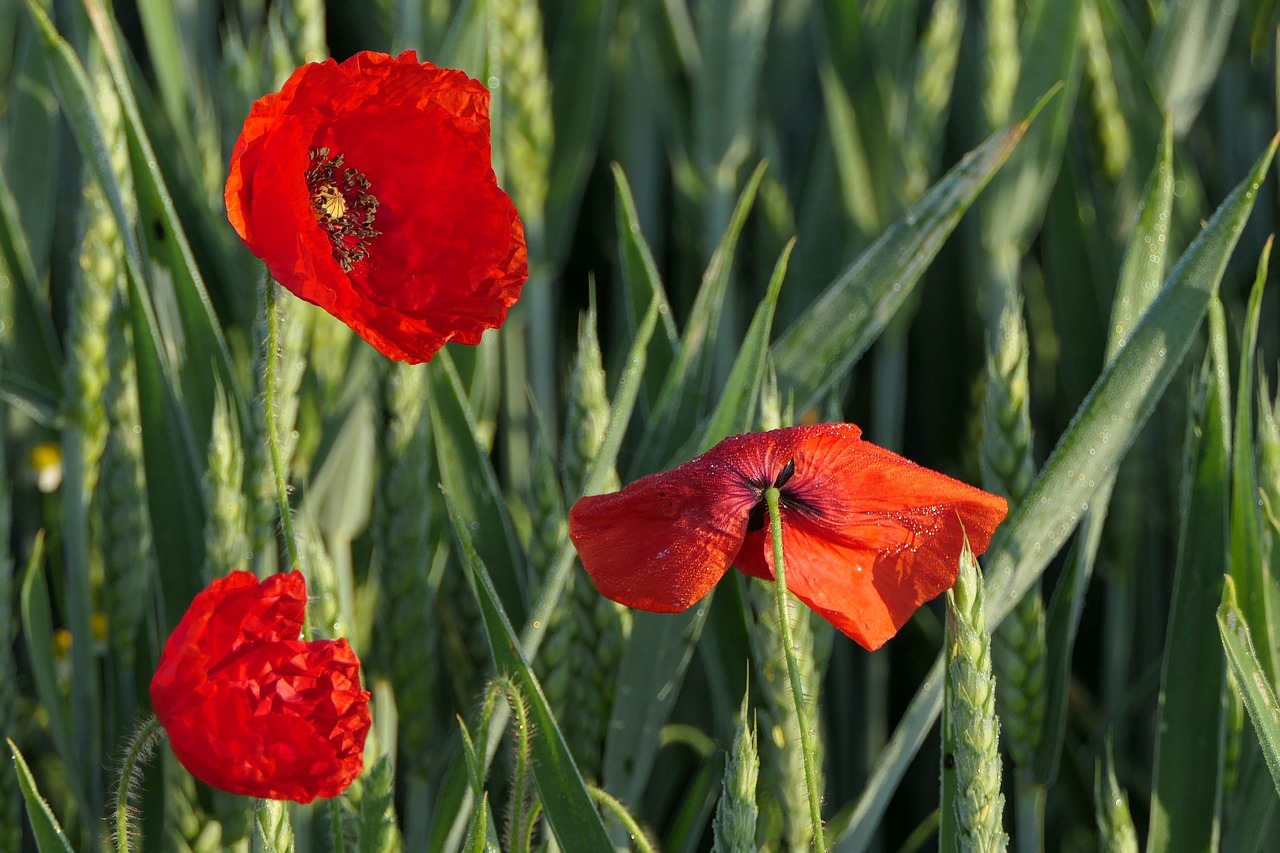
[[115, 714, 162, 853], [764, 486, 826, 852], [263, 276, 301, 573]]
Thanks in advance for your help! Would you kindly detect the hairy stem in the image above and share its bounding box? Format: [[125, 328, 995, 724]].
[[115, 715, 162, 853], [263, 277, 300, 572]]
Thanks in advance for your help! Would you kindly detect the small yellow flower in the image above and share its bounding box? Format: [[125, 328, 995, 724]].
[[31, 442, 63, 493]]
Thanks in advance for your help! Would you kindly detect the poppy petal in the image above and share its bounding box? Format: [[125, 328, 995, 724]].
[[150, 571, 371, 802], [225, 50, 527, 364], [569, 456, 756, 612]]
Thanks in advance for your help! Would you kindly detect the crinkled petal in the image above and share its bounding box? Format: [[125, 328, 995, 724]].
[[151, 572, 371, 802]]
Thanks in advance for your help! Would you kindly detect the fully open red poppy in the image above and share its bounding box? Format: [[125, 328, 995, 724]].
[[150, 571, 371, 803], [568, 424, 1008, 650], [226, 50, 527, 363]]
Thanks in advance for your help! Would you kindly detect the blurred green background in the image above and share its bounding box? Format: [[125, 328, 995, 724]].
[[2, 0, 1280, 850]]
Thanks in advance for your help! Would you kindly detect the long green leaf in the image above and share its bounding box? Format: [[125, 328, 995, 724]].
[[613, 165, 678, 404], [442, 491, 614, 851], [1230, 243, 1276, 685], [1219, 576, 1280, 798], [833, 133, 1278, 853], [428, 350, 529, 624], [7, 739, 74, 853], [18, 535, 89, 829], [771, 110, 1032, 412], [1147, 302, 1232, 853], [0, 169, 59, 402]]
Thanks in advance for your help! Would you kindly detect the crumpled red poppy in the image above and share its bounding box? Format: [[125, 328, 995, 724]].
[[150, 571, 371, 803], [225, 50, 527, 363], [568, 424, 1008, 650]]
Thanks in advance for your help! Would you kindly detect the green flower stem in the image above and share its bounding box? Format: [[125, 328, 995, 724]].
[[115, 715, 161, 853], [263, 277, 300, 572], [764, 487, 825, 852], [587, 785, 654, 853]]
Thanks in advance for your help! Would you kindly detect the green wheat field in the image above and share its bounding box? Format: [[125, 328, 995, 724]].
[[2, 0, 1280, 850]]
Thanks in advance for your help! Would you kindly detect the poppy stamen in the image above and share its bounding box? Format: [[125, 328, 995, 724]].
[[305, 147, 382, 271]]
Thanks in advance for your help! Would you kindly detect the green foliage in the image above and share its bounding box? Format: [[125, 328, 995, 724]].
[[5, 1, 1280, 851]]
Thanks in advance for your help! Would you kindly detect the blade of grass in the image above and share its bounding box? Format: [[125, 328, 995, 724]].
[[7, 739, 75, 853], [613, 165, 678, 405], [1219, 576, 1280, 797], [18, 535, 89, 831], [428, 349, 529, 623], [0, 169, 59, 400], [1229, 242, 1276, 685], [1146, 301, 1232, 853]]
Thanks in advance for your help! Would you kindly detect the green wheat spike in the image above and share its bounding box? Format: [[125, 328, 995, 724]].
[[539, 304, 628, 779], [254, 798, 295, 853], [295, 512, 341, 641], [745, 580, 822, 853], [561, 564, 630, 780], [67, 65, 131, 492], [982, 301, 1047, 786], [95, 291, 156, 672], [523, 428, 566, 583], [946, 540, 1008, 853], [203, 384, 250, 579], [494, 0, 554, 231], [712, 689, 760, 853], [1080, 0, 1130, 181], [65, 192, 115, 496], [306, 308, 355, 411], [1094, 745, 1138, 853], [903, 0, 963, 201], [983, 0, 1020, 129], [373, 360, 438, 778], [562, 304, 615, 498]]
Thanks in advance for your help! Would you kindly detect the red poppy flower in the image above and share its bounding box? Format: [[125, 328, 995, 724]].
[[568, 424, 1008, 650], [150, 571, 371, 803], [225, 50, 527, 363]]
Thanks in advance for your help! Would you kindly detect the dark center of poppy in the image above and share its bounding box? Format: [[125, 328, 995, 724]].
[[745, 458, 815, 532], [305, 148, 381, 272]]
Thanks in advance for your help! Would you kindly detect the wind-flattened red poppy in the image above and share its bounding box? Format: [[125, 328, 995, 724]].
[[568, 424, 1008, 650], [150, 571, 371, 803], [226, 50, 527, 363]]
